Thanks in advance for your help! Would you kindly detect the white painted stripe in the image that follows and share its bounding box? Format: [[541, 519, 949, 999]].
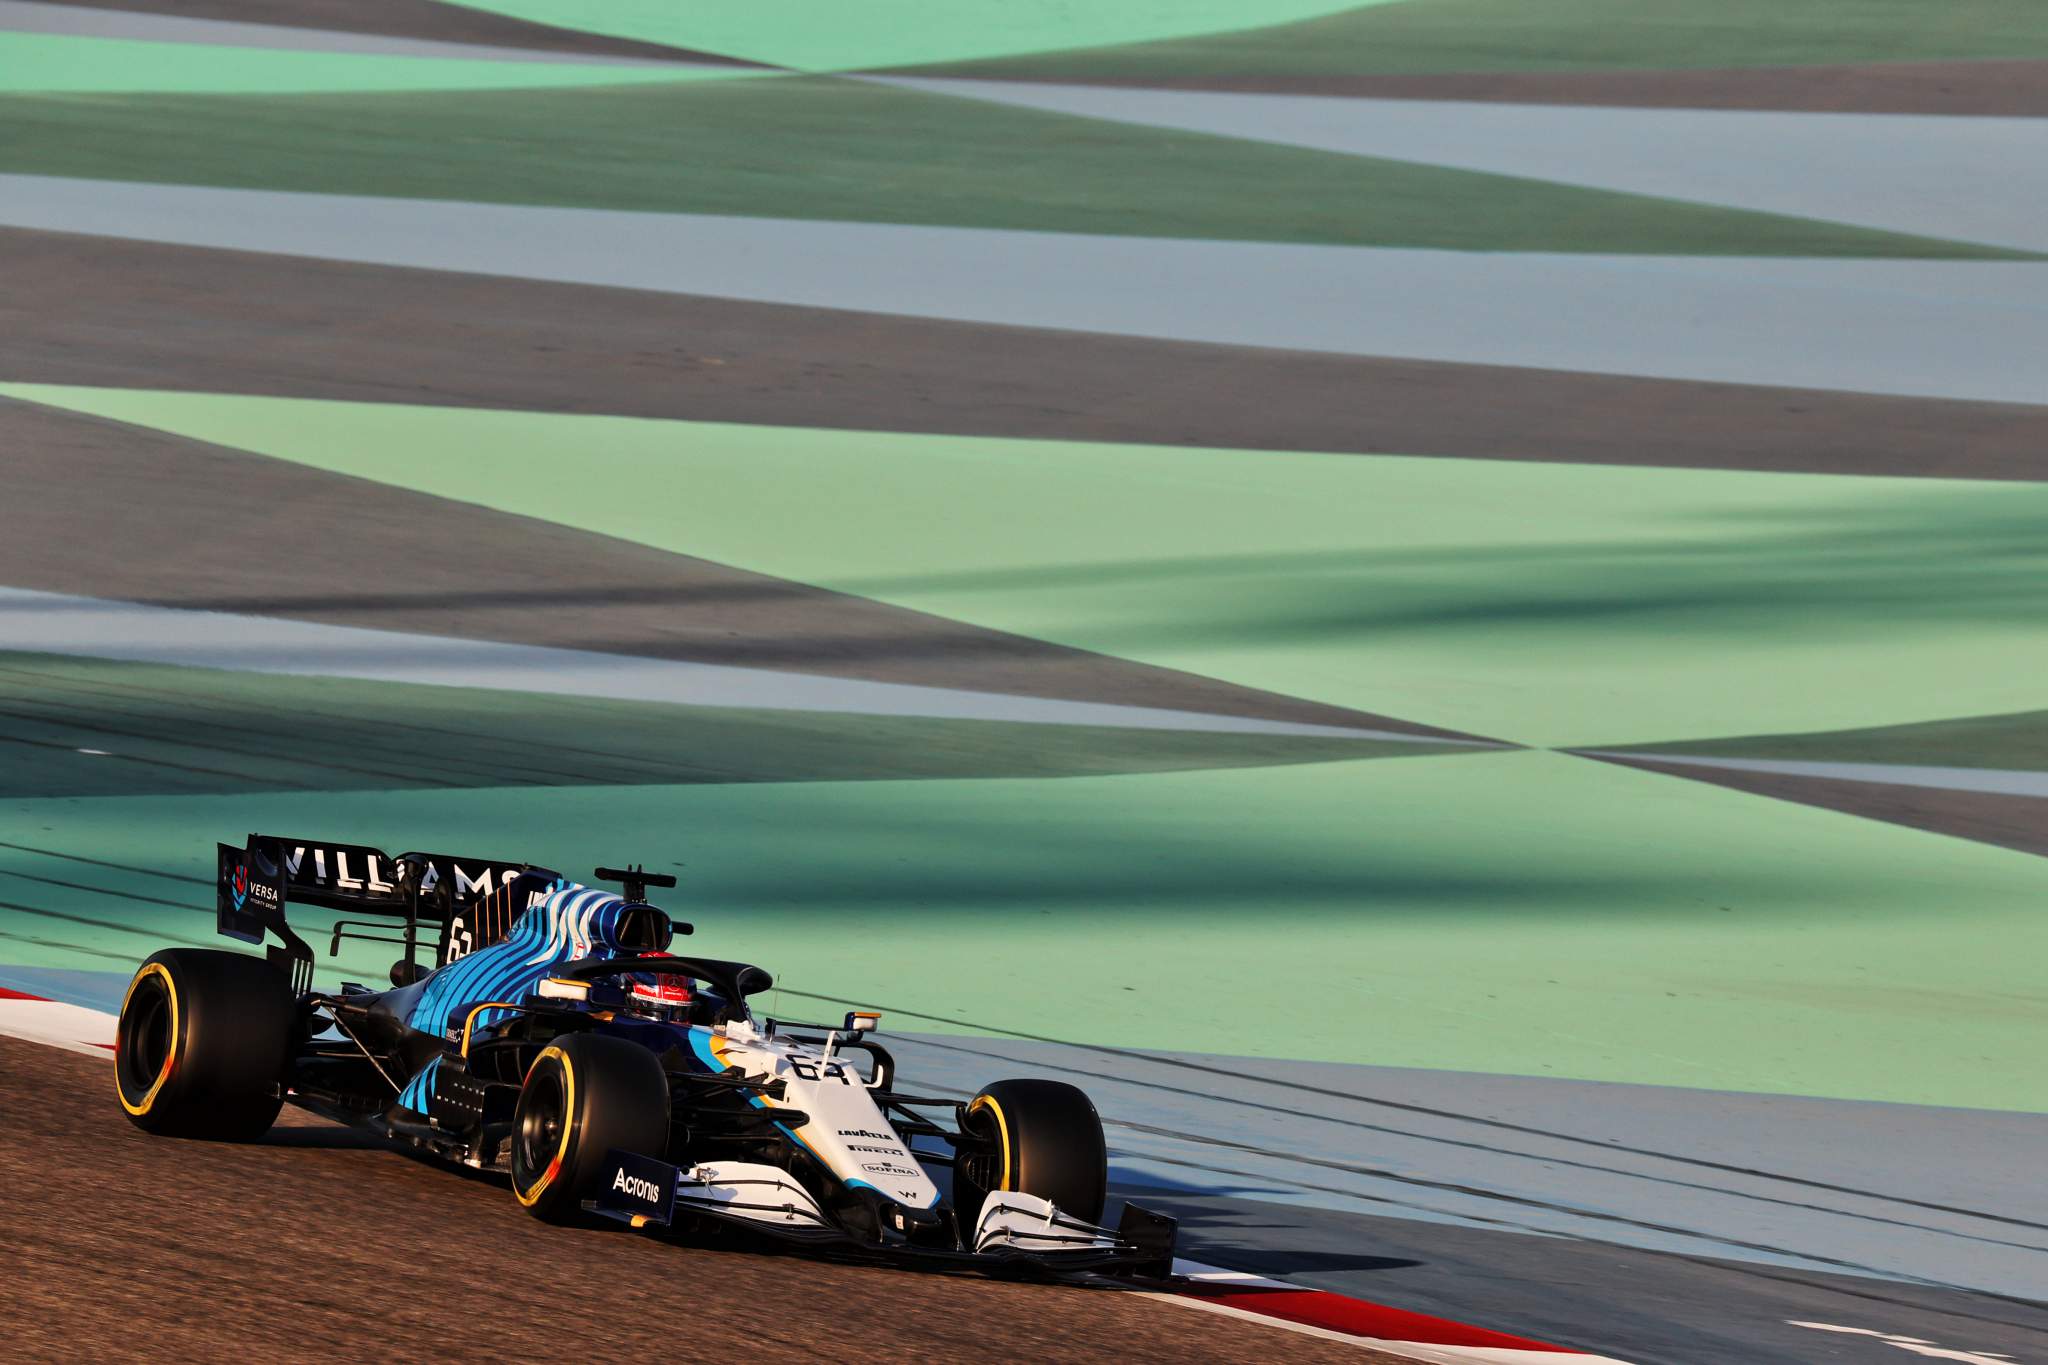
[[1592, 751, 2048, 799], [1156, 1260, 1633, 1362], [1145, 1292, 1428, 1355], [1372, 1347, 1626, 1365], [0, 586, 1438, 741], [0, 175, 2043, 404], [884, 80, 2048, 254], [1788, 1321, 2019, 1365], [1174, 1257, 1288, 1286], [0, 995, 115, 1056]]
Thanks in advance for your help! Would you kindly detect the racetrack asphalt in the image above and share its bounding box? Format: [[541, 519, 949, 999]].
[[0, 1035, 1387, 1363]]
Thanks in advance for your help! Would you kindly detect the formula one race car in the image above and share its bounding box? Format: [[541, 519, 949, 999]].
[[112, 834, 1176, 1277]]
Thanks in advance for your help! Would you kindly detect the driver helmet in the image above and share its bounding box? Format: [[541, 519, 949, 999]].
[[628, 952, 692, 1022]]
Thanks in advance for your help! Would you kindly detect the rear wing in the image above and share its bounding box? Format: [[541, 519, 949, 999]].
[[216, 834, 555, 989]]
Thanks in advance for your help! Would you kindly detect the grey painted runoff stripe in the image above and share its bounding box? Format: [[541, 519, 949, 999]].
[[1586, 751, 2048, 797], [2, 175, 2044, 403], [0, 0, 694, 65], [0, 586, 1438, 741], [885, 79, 2048, 255], [872, 1030, 2048, 1301], [1120, 1189, 2048, 1365]]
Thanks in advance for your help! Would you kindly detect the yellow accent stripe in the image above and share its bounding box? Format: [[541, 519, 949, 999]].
[[457, 1001, 527, 1059], [513, 1045, 575, 1208], [971, 1094, 1013, 1192], [115, 962, 177, 1117]]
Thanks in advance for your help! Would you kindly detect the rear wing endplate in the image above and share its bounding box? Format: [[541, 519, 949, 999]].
[[216, 834, 554, 988]]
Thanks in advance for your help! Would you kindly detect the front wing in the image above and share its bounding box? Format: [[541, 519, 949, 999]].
[[583, 1150, 1178, 1280]]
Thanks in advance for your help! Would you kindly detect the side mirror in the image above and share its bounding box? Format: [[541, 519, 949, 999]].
[[843, 1011, 879, 1034]]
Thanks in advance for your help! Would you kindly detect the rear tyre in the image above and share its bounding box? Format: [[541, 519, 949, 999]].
[[954, 1078, 1108, 1234], [114, 948, 295, 1140], [509, 1031, 669, 1223]]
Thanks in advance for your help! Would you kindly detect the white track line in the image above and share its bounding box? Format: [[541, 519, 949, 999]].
[[0, 994, 115, 1056], [1146, 1291, 1427, 1355]]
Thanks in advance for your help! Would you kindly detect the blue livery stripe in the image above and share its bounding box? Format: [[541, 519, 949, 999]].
[[408, 881, 633, 1037], [398, 1055, 441, 1114]]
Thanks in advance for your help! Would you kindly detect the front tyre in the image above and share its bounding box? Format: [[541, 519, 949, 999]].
[[954, 1078, 1108, 1232], [114, 948, 296, 1140], [510, 1031, 669, 1223]]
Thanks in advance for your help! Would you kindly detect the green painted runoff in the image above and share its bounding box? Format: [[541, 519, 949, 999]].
[[0, 32, 745, 96], [0, 78, 2016, 257], [1, 751, 2041, 1110], [11, 386, 2046, 751], [441, 0, 1373, 71], [913, 0, 2048, 80]]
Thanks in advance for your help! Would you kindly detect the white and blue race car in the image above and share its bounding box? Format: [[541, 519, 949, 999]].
[[112, 834, 1176, 1276]]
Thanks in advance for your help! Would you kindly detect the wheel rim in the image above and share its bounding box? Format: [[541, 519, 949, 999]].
[[516, 1066, 566, 1180]]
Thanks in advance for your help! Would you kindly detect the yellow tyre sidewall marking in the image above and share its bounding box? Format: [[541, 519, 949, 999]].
[[514, 1045, 576, 1207], [971, 1094, 1013, 1192], [116, 962, 178, 1117]]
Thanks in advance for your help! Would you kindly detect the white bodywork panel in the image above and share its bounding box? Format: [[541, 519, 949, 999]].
[[675, 1160, 828, 1228], [973, 1192, 1120, 1255], [699, 1019, 942, 1209]]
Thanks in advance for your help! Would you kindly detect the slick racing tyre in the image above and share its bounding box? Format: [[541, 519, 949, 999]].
[[115, 948, 296, 1140], [510, 1031, 670, 1223], [954, 1078, 1108, 1231]]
